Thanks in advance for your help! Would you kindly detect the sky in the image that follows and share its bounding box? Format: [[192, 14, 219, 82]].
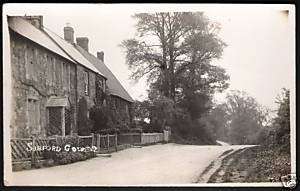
[[3, 4, 295, 111]]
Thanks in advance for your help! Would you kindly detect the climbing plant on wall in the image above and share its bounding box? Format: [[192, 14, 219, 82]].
[[77, 97, 91, 136]]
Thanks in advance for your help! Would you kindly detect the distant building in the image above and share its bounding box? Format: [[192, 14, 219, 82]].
[[8, 16, 134, 138]]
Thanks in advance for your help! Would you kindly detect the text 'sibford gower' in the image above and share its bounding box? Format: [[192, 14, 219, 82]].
[[26, 142, 98, 152]]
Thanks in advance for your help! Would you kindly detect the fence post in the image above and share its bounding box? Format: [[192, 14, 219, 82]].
[[55, 135, 59, 144], [115, 133, 118, 151], [31, 136, 36, 168], [91, 133, 94, 147], [107, 134, 110, 152], [97, 134, 100, 153]]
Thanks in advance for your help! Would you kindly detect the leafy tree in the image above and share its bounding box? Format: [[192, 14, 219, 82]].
[[199, 103, 229, 142], [273, 88, 290, 151], [77, 97, 91, 136], [133, 100, 151, 122], [121, 12, 229, 143], [224, 90, 270, 144], [121, 12, 228, 101]]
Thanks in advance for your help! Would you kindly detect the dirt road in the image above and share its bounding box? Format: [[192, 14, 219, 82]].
[[8, 143, 254, 186]]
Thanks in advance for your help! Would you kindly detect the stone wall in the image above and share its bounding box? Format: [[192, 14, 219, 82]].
[[10, 30, 133, 138], [10, 31, 76, 138], [76, 65, 97, 109], [75, 66, 107, 135]]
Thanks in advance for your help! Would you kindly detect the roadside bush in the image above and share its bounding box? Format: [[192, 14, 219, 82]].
[[44, 136, 96, 165], [90, 105, 114, 133], [50, 149, 95, 165], [172, 115, 216, 145]]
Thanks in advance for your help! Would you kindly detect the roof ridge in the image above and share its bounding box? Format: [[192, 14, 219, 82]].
[[8, 16, 75, 64], [43, 26, 68, 43], [43, 27, 106, 78]]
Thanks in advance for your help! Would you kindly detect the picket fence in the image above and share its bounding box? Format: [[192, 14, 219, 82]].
[[10, 131, 171, 166]]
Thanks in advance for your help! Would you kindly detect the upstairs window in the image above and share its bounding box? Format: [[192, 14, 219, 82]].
[[99, 78, 103, 89], [26, 47, 36, 80], [97, 78, 105, 92], [69, 65, 72, 91], [51, 57, 55, 85], [103, 79, 106, 92], [62, 62, 69, 90], [125, 104, 129, 113], [84, 71, 89, 95], [46, 55, 50, 84]]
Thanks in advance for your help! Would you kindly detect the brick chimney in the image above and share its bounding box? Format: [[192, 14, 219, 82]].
[[76, 37, 89, 52], [97, 51, 104, 62], [23, 15, 43, 29], [64, 23, 74, 43]]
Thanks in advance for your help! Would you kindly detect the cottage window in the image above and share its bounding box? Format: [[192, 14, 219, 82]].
[[53, 58, 60, 86], [59, 62, 63, 86], [98, 78, 103, 89], [97, 78, 106, 93], [114, 98, 118, 109], [68, 64, 71, 91], [55, 60, 62, 86], [62, 62, 69, 90], [103, 79, 106, 92], [46, 55, 51, 85], [26, 47, 36, 80], [112, 98, 115, 109], [84, 71, 89, 95], [51, 57, 55, 85]]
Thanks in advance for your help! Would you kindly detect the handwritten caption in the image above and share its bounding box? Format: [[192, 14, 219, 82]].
[[26, 142, 98, 152]]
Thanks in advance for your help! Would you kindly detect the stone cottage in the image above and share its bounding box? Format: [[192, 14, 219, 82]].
[[74, 40, 134, 132], [8, 16, 134, 138]]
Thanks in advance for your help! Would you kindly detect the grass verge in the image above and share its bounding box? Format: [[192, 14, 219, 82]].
[[208, 146, 291, 183]]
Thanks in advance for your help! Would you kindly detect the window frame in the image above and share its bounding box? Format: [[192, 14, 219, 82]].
[[84, 70, 89, 96], [25, 46, 36, 80]]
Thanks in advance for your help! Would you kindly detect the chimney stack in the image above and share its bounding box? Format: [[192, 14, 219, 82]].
[[64, 23, 74, 43], [76, 37, 89, 52], [23, 15, 43, 29], [97, 51, 104, 62]]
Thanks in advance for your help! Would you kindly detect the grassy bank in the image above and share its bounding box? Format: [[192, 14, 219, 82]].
[[209, 146, 291, 183]]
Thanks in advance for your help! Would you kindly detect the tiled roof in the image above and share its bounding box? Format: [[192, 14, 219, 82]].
[[75, 45, 134, 103], [8, 16, 132, 102], [8, 17, 75, 64], [44, 28, 105, 78]]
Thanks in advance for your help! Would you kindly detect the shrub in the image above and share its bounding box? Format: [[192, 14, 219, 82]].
[[90, 105, 114, 133], [172, 114, 215, 145], [44, 136, 96, 165]]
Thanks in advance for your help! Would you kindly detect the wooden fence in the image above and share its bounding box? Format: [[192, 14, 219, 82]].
[[11, 138, 33, 162], [118, 133, 141, 145], [11, 130, 171, 166], [10, 135, 94, 165], [141, 133, 164, 145], [95, 134, 118, 152]]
